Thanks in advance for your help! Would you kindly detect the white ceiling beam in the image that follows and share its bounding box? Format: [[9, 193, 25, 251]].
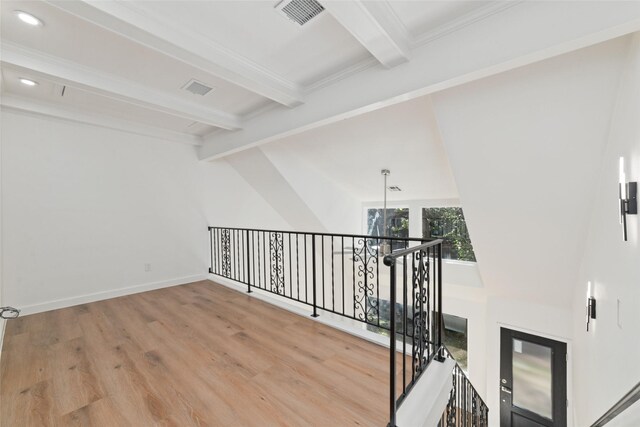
[[1, 42, 241, 131], [1, 94, 203, 146], [323, 0, 411, 68], [45, 0, 304, 107], [199, 1, 640, 160]]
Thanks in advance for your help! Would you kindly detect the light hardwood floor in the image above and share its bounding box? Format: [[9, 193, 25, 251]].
[[1, 280, 399, 426]]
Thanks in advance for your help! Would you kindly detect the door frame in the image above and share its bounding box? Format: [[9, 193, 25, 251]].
[[496, 322, 573, 427]]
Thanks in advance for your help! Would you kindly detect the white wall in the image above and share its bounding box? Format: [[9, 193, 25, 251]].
[[430, 35, 632, 425], [0, 94, 5, 353], [224, 147, 328, 232], [0, 110, 287, 315], [431, 36, 628, 309], [572, 33, 640, 426], [261, 144, 361, 234], [203, 153, 295, 232]]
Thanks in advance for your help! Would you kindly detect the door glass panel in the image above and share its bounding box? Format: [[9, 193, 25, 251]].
[[512, 339, 553, 419]]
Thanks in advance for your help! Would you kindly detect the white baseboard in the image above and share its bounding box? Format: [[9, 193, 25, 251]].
[[18, 274, 208, 316]]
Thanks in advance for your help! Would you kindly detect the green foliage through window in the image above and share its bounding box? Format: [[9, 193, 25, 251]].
[[367, 208, 409, 239], [422, 207, 476, 262]]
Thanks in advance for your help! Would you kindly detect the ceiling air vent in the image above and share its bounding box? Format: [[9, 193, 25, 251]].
[[182, 79, 214, 96], [388, 186, 402, 192], [275, 0, 325, 26]]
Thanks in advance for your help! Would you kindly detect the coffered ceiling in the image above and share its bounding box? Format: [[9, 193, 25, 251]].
[[2, 1, 640, 153]]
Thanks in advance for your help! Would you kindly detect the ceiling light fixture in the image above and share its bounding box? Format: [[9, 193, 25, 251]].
[[19, 78, 38, 87], [14, 11, 43, 26]]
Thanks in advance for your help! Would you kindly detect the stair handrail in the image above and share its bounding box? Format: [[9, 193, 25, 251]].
[[590, 381, 640, 427]]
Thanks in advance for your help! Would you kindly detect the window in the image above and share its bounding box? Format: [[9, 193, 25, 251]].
[[422, 207, 476, 262], [367, 308, 469, 371], [367, 208, 409, 250], [442, 313, 468, 371]]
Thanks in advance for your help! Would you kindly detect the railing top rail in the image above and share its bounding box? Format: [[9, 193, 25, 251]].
[[383, 239, 444, 265], [208, 225, 435, 244], [591, 381, 640, 427]]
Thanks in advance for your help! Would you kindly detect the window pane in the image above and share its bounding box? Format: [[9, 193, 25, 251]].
[[367, 208, 409, 250], [512, 339, 553, 419], [422, 207, 476, 262], [443, 313, 468, 371]]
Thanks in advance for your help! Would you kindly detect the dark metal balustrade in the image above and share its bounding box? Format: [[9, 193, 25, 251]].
[[208, 226, 488, 426], [438, 346, 489, 427], [383, 239, 445, 426]]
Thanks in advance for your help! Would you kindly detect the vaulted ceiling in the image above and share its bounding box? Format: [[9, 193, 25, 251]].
[[4, 1, 639, 155]]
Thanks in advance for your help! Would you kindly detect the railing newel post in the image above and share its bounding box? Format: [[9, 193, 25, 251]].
[[311, 234, 319, 318], [388, 256, 397, 427], [208, 227, 213, 274], [437, 242, 444, 361], [246, 230, 252, 293]]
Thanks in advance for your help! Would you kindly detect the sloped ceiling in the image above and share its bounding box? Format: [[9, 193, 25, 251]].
[[224, 148, 326, 232], [430, 36, 630, 307], [223, 96, 460, 235], [263, 96, 458, 202]]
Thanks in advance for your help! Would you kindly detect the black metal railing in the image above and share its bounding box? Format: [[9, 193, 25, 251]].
[[438, 347, 489, 427], [209, 226, 430, 327], [208, 226, 486, 426], [382, 240, 447, 426]]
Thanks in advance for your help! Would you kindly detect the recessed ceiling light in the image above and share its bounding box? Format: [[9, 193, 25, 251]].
[[14, 11, 43, 26], [19, 78, 38, 87]]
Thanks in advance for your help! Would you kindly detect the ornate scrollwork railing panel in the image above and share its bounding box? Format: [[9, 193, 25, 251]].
[[269, 232, 285, 294], [221, 229, 231, 278], [412, 249, 430, 375], [353, 238, 379, 324]]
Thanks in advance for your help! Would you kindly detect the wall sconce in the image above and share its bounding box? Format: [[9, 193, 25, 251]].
[[619, 157, 637, 241], [586, 281, 596, 332]]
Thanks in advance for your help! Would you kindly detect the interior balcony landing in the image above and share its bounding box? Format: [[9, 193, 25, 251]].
[[0, 280, 400, 426]]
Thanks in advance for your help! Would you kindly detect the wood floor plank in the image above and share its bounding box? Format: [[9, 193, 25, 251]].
[[0, 332, 52, 394], [2, 380, 57, 426], [1, 280, 396, 426], [49, 337, 105, 416], [59, 398, 129, 426]]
